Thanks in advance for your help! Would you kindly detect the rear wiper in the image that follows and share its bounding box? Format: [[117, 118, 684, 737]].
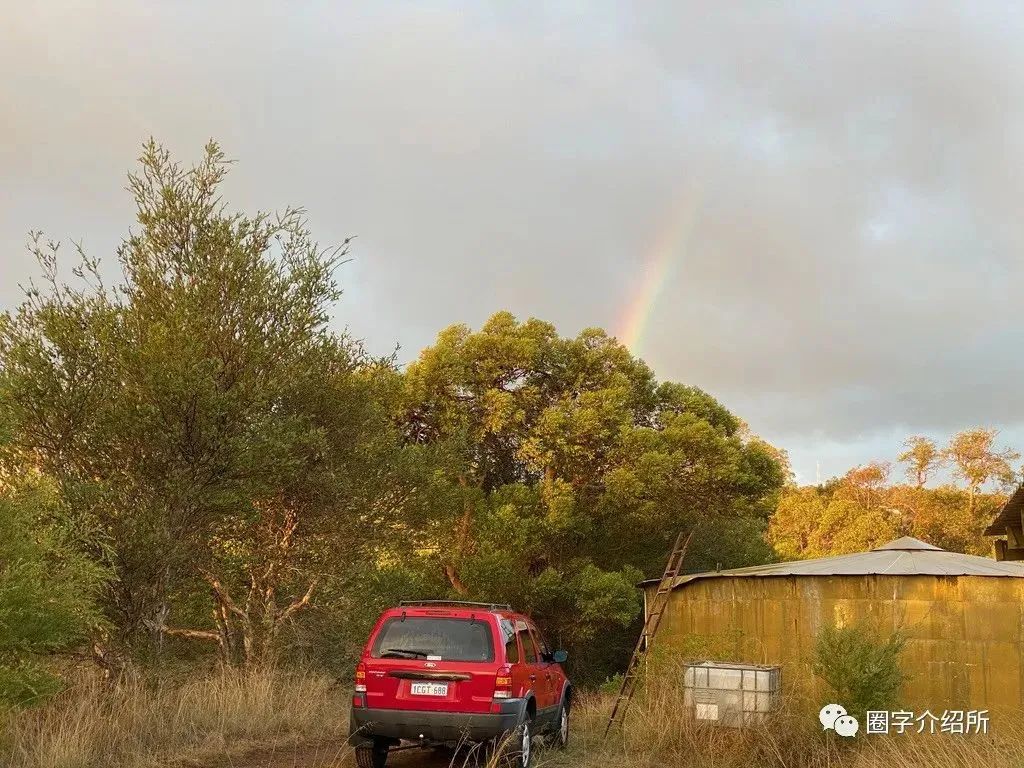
[[381, 648, 432, 659]]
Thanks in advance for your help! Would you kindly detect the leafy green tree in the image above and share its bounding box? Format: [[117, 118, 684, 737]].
[[945, 428, 1019, 512], [0, 475, 108, 706], [769, 466, 903, 558], [1, 141, 403, 664], [892, 484, 1001, 556], [812, 498, 902, 555], [832, 462, 891, 509], [898, 436, 944, 488], [768, 486, 828, 560], [398, 313, 786, 681]]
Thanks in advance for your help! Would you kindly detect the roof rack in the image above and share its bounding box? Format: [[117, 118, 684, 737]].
[[399, 600, 512, 611]]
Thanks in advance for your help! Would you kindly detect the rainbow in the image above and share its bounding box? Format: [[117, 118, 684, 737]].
[[616, 186, 703, 352]]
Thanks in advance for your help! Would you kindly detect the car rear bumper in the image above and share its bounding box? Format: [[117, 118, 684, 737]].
[[349, 699, 524, 744]]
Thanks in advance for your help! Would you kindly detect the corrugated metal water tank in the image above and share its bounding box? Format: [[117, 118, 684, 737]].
[[682, 661, 781, 726]]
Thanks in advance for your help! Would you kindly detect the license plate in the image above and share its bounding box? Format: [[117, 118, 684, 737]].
[[410, 681, 448, 697]]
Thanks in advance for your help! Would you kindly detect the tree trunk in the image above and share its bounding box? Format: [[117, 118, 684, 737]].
[[442, 475, 474, 594], [150, 503, 318, 663], [443, 564, 468, 594], [91, 632, 128, 683], [157, 571, 317, 666]]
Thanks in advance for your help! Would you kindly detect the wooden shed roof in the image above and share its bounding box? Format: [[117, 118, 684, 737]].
[[984, 484, 1024, 536]]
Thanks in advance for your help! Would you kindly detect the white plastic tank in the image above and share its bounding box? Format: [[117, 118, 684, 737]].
[[682, 661, 781, 727]]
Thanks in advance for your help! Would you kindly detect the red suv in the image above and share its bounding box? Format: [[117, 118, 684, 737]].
[[348, 601, 572, 768]]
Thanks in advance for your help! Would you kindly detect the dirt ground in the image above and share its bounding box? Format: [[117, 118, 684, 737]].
[[204, 740, 417, 767], [208, 739, 567, 768]]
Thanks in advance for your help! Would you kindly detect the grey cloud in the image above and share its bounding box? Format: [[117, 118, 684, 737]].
[[3, 1, 1023, 482]]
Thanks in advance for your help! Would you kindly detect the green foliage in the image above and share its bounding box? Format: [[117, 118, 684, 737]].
[[0, 141, 788, 685], [771, 428, 1021, 562], [0, 141, 406, 663], [769, 471, 1004, 559], [902, 485, 1003, 555], [664, 629, 748, 663], [898, 436, 944, 488], [598, 672, 624, 695], [287, 561, 450, 673], [812, 621, 904, 721], [0, 478, 108, 706], [397, 312, 786, 682], [944, 428, 1019, 498]]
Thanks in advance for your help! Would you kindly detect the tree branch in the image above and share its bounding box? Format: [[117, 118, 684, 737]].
[[275, 579, 318, 627], [161, 626, 223, 643], [201, 570, 249, 620]]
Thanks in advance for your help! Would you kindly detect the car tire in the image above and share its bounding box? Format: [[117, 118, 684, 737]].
[[347, 712, 370, 747], [550, 702, 569, 750], [354, 739, 389, 768], [509, 715, 534, 768]]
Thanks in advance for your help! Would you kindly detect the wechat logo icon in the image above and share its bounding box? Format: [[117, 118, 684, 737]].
[[820, 704, 859, 737]]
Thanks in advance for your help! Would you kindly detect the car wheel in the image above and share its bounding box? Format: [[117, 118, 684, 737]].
[[551, 703, 569, 749], [354, 739, 389, 768], [512, 717, 534, 768]]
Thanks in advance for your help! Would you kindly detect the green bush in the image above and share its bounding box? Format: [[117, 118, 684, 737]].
[[0, 478, 108, 707], [599, 672, 624, 695], [812, 620, 904, 720]]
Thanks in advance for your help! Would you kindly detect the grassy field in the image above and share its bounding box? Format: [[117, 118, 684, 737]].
[[558, 687, 1024, 768], [1, 667, 346, 768], [4, 669, 1024, 768]]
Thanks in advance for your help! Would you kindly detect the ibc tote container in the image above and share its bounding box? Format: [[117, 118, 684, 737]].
[[682, 661, 781, 727]]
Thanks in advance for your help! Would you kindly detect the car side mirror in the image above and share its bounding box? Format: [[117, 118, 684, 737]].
[[552, 650, 568, 664]]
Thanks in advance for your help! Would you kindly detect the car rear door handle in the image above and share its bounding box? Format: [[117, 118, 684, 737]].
[[529, 674, 536, 681]]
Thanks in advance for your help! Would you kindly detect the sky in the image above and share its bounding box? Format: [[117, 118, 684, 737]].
[[3, 1, 1024, 484]]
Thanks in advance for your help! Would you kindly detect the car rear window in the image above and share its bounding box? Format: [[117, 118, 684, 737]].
[[371, 617, 495, 662]]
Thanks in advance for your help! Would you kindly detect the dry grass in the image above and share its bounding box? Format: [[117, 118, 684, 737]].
[[5, 671, 1024, 768], [549, 690, 1024, 768], [1, 666, 346, 768]]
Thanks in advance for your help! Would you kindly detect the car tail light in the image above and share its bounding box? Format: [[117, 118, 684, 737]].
[[355, 662, 367, 693], [493, 665, 513, 700]]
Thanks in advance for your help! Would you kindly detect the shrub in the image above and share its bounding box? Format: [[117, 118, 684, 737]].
[[812, 621, 904, 720], [0, 479, 108, 707], [599, 673, 625, 695]]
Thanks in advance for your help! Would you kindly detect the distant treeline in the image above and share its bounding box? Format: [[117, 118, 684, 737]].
[[769, 431, 1017, 559]]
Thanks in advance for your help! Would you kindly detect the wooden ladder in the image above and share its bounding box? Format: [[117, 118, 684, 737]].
[[604, 529, 694, 737]]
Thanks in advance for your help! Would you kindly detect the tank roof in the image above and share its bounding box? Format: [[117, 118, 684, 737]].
[[640, 536, 1024, 589], [870, 536, 944, 551]]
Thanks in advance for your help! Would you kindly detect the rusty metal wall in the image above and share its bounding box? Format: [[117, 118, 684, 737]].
[[646, 574, 1024, 712]]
